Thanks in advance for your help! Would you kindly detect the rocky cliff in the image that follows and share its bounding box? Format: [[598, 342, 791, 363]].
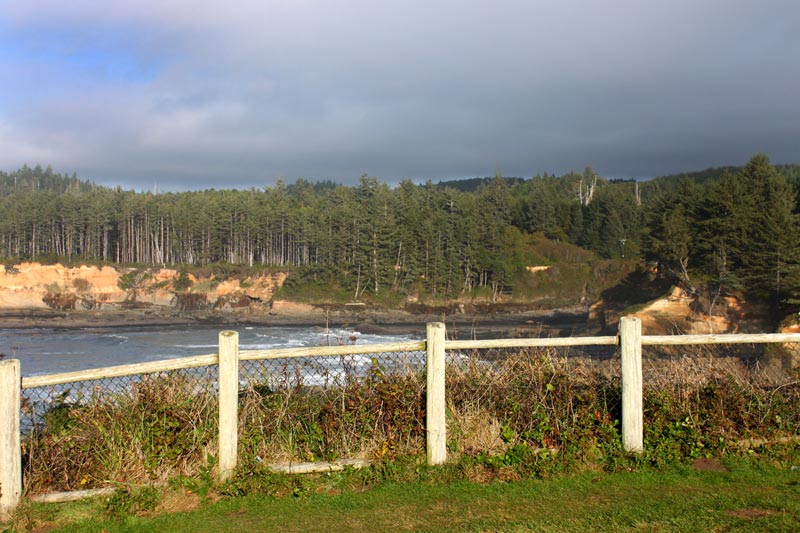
[[590, 286, 773, 335], [630, 287, 774, 335], [0, 263, 287, 312]]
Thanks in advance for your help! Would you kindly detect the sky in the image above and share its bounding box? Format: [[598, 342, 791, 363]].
[[0, 0, 798, 190]]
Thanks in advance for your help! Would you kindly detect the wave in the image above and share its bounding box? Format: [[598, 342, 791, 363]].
[[174, 344, 218, 349], [240, 339, 306, 350]]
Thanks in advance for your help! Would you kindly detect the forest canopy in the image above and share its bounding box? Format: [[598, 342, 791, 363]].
[[1, 157, 798, 309]]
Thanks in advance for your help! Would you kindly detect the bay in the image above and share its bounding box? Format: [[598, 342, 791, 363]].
[[0, 324, 420, 377]]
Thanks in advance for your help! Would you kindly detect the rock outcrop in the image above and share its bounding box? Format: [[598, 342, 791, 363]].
[[0, 263, 287, 312], [629, 287, 771, 335], [590, 286, 772, 335]]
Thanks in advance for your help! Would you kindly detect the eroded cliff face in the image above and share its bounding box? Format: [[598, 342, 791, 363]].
[[0, 263, 287, 312], [631, 287, 774, 335], [590, 286, 772, 335]]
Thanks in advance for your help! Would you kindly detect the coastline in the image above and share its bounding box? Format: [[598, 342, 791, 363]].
[[0, 305, 594, 339]]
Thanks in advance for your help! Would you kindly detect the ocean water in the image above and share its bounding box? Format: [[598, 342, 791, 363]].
[[0, 324, 420, 377]]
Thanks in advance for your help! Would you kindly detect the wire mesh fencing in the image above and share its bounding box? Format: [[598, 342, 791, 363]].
[[442, 344, 621, 457], [19, 335, 795, 496], [641, 341, 798, 387], [636, 341, 800, 461], [18, 347, 429, 496], [21, 365, 219, 494], [236, 350, 428, 465], [239, 349, 426, 389]]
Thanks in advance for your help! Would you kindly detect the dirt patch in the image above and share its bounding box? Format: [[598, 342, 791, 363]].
[[272, 300, 318, 314], [155, 489, 203, 514], [691, 458, 728, 472], [726, 508, 780, 519]]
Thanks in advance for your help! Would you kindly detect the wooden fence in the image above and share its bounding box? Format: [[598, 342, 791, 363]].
[[2, 317, 799, 520]]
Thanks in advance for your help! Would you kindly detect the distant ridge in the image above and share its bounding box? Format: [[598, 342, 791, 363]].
[[0, 164, 100, 195], [2, 161, 798, 195], [650, 163, 800, 187], [434, 176, 525, 192]]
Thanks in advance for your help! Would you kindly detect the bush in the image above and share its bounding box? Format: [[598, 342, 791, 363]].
[[72, 277, 91, 292], [118, 268, 152, 290], [173, 270, 193, 291]]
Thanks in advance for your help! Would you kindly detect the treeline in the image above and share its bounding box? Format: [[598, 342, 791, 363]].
[[646, 154, 800, 307], [1, 156, 798, 307]]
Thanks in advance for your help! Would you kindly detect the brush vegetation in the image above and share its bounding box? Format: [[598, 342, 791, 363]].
[[21, 347, 800, 498]]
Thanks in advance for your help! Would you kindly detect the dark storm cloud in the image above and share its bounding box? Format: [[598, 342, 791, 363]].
[[1, 0, 798, 189]]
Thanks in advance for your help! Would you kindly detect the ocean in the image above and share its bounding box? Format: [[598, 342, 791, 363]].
[[0, 324, 420, 377]]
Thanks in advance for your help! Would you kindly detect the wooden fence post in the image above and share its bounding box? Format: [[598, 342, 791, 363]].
[[620, 316, 643, 453], [0, 359, 21, 522], [426, 322, 446, 465], [218, 331, 239, 482]]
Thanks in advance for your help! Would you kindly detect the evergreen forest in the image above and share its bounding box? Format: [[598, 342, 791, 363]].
[[1, 154, 798, 311]]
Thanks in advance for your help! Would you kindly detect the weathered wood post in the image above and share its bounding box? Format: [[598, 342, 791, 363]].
[[620, 316, 643, 453], [218, 331, 239, 481], [426, 322, 446, 465], [0, 359, 22, 521]]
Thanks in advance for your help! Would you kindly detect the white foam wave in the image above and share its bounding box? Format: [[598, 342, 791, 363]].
[[174, 344, 218, 349], [240, 339, 306, 350]]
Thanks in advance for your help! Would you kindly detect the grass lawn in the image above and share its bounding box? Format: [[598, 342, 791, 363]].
[[11, 457, 800, 532]]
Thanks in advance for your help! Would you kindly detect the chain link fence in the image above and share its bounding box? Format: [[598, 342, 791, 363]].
[[637, 341, 800, 461], [442, 344, 620, 457], [20, 336, 795, 496], [438, 339, 799, 468], [20, 348, 429, 494], [237, 350, 427, 466], [22, 366, 219, 494], [641, 341, 798, 385], [239, 350, 426, 389]]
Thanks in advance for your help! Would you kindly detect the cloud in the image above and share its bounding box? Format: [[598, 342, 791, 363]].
[[0, 122, 63, 166], [1, 1, 799, 188]]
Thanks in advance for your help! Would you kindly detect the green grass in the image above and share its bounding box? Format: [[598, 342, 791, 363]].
[[13, 458, 800, 532]]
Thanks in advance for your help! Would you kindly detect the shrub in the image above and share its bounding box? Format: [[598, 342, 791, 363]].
[[72, 277, 90, 293], [118, 268, 152, 290], [173, 270, 193, 291]]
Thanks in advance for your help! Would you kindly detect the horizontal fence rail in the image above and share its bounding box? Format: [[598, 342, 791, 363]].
[[642, 333, 800, 346], [20, 354, 219, 389], [445, 336, 618, 351], [2, 320, 799, 522], [238, 341, 426, 361]]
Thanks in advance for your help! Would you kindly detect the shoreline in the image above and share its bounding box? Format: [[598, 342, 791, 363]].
[[0, 305, 595, 339]]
